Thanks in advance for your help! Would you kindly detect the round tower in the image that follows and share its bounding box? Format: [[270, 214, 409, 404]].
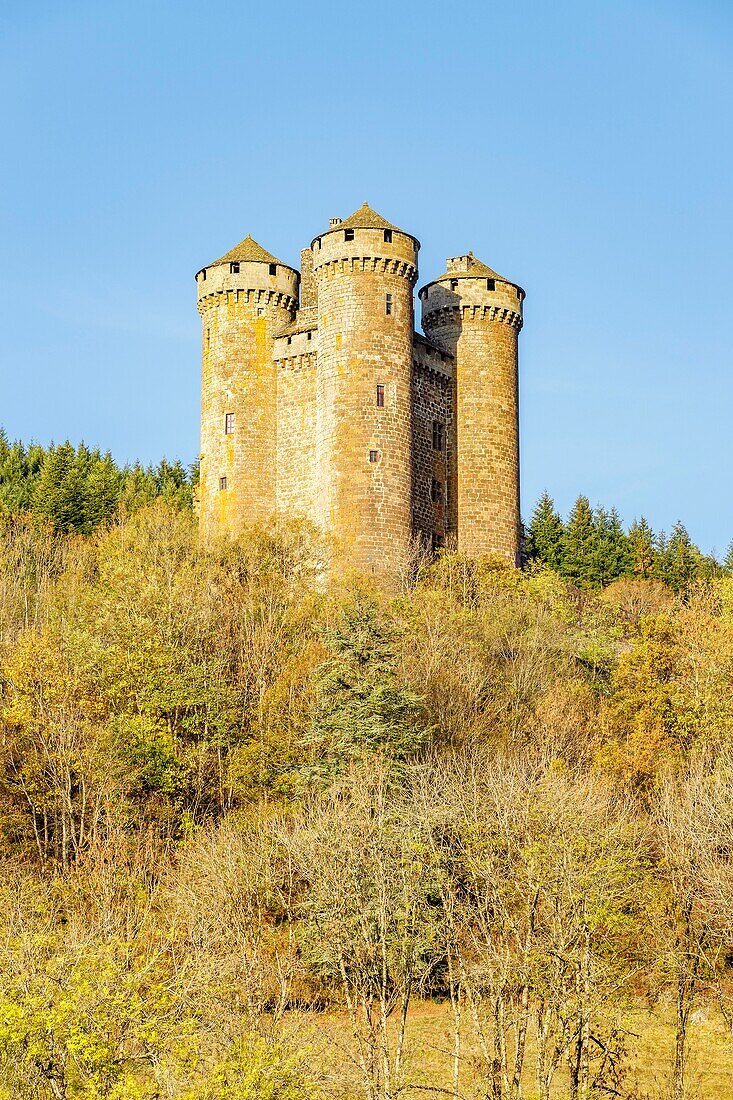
[[196, 237, 298, 539], [311, 204, 419, 575], [419, 253, 524, 563]]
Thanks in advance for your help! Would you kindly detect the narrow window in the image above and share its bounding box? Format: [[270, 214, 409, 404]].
[[219, 476, 228, 491], [316, 237, 321, 249], [307, 330, 312, 340], [230, 262, 240, 274], [224, 412, 235, 434], [384, 229, 392, 243], [385, 293, 393, 316], [345, 228, 355, 242], [431, 478, 442, 503], [369, 450, 379, 463], [376, 384, 385, 407], [487, 278, 495, 291], [269, 263, 277, 276], [432, 420, 445, 452], [450, 279, 458, 291], [286, 336, 292, 345]]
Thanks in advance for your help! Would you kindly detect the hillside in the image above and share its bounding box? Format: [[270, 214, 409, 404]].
[[1, 498, 733, 1098]]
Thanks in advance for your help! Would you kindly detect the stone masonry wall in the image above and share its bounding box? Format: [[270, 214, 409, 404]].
[[422, 277, 522, 563], [198, 261, 297, 539], [412, 337, 454, 545], [274, 331, 318, 523], [313, 227, 418, 576]]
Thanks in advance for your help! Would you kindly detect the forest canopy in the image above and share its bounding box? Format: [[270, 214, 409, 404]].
[[1, 433, 733, 1099]]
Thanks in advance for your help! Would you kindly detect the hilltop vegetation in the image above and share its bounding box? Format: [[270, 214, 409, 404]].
[[2, 437, 733, 1098]]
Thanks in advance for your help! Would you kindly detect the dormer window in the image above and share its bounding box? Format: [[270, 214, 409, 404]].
[[269, 263, 277, 275], [384, 230, 392, 243], [344, 229, 355, 242], [230, 262, 240, 274], [487, 279, 495, 291]]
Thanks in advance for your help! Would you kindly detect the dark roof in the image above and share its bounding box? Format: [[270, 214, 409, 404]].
[[419, 252, 523, 297], [201, 234, 291, 271], [312, 203, 419, 247]]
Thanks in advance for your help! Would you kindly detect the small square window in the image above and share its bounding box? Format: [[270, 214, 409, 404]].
[[369, 450, 379, 463], [487, 279, 495, 291], [225, 412, 235, 434], [385, 293, 393, 316], [269, 263, 277, 276], [219, 476, 228, 491], [230, 262, 240, 274], [432, 420, 445, 452], [345, 228, 355, 242], [431, 478, 442, 504], [376, 384, 385, 407], [384, 229, 392, 243]]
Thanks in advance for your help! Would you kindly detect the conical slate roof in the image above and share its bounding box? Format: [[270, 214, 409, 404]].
[[206, 234, 287, 269], [318, 203, 419, 246], [434, 252, 512, 285], [337, 202, 399, 233]]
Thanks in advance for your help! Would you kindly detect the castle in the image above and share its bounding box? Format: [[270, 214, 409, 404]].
[[196, 203, 524, 573]]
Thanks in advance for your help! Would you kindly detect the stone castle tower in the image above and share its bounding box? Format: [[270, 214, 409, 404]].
[[196, 204, 524, 572]]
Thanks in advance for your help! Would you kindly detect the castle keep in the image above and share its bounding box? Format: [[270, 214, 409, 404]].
[[197, 204, 524, 571]]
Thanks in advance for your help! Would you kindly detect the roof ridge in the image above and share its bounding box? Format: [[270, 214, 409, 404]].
[[207, 234, 287, 268]]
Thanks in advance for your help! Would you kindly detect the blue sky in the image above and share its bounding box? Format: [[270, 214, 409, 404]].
[[1, 0, 731, 552]]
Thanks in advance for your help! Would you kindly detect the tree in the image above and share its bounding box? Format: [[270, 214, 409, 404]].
[[563, 496, 597, 589], [628, 517, 656, 578], [656, 522, 699, 593], [284, 764, 440, 1100], [526, 492, 565, 572], [306, 593, 431, 776], [592, 507, 631, 587]]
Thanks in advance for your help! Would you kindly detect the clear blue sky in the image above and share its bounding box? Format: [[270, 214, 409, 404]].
[[1, 0, 731, 552]]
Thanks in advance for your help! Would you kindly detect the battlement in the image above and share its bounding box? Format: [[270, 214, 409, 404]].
[[197, 204, 524, 572]]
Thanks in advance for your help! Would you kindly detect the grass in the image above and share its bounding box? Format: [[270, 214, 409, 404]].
[[290, 998, 733, 1099]]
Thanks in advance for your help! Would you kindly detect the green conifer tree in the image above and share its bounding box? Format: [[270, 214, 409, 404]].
[[628, 517, 656, 577], [307, 593, 431, 777], [592, 507, 631, 587], [655, 521, 699, 593], [32, 442, 88, 532], [563, 495, 597, 588], [526, 491, 565, 571]]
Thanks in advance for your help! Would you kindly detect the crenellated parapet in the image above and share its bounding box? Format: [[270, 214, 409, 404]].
[[197, 286, 298, 316], [196, 208, 525, 575], [423, 302, 523, 332]]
